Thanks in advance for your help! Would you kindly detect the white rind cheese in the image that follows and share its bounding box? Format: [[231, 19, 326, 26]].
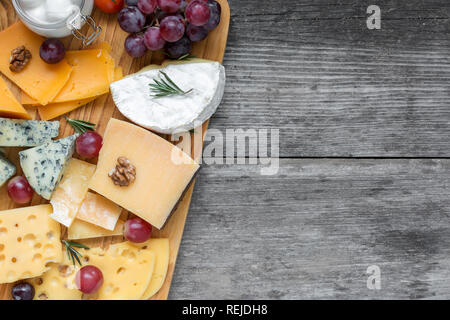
[[0, 118, 60, 147], [110, 61, 226, 134], [0, 153, 16, 187], [19, 135, 77, 200]]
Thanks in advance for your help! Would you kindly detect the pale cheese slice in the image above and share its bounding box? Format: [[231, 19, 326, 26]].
[[68, 219, 124, 240], [50, 159, 96, 227], [76, 192, 122, 231], [0, 205, 62, 284]]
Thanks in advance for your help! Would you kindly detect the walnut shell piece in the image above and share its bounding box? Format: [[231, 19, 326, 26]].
[[108, 157, 136, 187], [9, 45, 32, 73]]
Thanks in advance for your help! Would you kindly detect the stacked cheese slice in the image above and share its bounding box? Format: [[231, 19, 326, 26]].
[[0, 22, 121, 121]]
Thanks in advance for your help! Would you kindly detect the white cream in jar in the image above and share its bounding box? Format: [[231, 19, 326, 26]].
[[12, 0, 100, 45]]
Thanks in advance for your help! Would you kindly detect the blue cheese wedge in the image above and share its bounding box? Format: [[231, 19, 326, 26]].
[[110, 60, 226, 134], [19, 135, 77, 200], [0, 118, 60, 147], [0, 153, 16, 187]]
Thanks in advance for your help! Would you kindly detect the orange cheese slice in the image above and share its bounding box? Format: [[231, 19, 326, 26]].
[[51, 48, 115, 103], [35, 66, 123, 120], [0, 76, 31, 119], [0, 22, 72, 105]]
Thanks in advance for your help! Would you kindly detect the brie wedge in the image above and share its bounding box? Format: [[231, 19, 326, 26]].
[[110, 59, 226, 134]]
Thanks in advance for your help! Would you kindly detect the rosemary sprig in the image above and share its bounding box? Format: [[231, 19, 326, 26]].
[[63, 240, 90, 266], [177, 54, 196, 61], [65, 117, 96, 134], [150, 71, 193, 98]]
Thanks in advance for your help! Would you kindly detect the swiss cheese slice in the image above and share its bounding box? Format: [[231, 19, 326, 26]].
[[76, 192, 122, 231], [0, 205, 62, 284], [50, 159, 96, 227], [89, 119, 200, 229], [0, 22, 72, 105], [133, 238, 170, 299], [68, 219, 125, 240], [0, 76, 31, 119], [51, 48, 115, 103]]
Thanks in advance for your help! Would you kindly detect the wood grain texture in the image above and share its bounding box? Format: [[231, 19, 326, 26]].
[[215, 0, 450, 157], [0, 0, 229, 300], [171, 159, 450, 299]]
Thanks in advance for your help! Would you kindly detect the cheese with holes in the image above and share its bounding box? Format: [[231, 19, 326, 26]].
[[0, 77, 31, 120], [0, 153, 16, 187], [76, 192, 122, 231], [68, 219, 124, 240], [19, 135, 77, 200], [49, 159, 96, 227], [0, 205, 62, 284], [89, 119, 200, 229], [110, 59, 226, 134], [36, 67, 123, 120], [51, 48, 115, 103], [133, 238, 170, 299], [0, 118, 59, 147], [0, 22, 72, 105], [31, 241, 156, 300]]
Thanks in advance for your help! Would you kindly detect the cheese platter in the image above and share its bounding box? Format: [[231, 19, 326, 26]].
[[0, 0, 230, 300]]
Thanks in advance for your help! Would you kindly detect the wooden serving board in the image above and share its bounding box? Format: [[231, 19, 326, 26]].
[[0, 0, 229, 300]]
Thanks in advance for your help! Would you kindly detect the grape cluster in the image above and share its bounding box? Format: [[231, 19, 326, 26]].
[[120, 0, 221, 59]]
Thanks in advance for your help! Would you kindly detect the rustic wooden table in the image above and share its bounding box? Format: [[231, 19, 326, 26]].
[[170, 0, 450, 299]]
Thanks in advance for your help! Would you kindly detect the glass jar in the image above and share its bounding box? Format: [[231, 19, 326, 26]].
[[12, 0, 101, 46]]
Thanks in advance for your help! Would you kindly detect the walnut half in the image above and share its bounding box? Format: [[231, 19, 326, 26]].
[[9, 46, 32, 73], [109, 157, 136, 187]]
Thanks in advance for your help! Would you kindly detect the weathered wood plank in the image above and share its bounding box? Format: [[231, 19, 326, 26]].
[[170, 159, 450, 299], [215, 0, 450, 157]]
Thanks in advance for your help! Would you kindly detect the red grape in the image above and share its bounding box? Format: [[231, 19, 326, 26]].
[[75, 266, 104, 294], [160, 15, 185, 42], [7, 176, 33, 204], [118, 6, 146, 33], [11, 283, 35, 300], [124, 33, 148, 57], [185, 0, 210, 26], [138, 0, 157, 14], [39, 39, 66, 64], [144, 27, 166, 50], [186, 24, 208, 42], [157, 0, 181, 13], [124, 217, 152, 243], [165, 36, 192, 59], [76, 132, 103, 159], [204, 0, 221, 31]]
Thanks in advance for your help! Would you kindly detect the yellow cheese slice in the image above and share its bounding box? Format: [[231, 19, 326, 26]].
[[51, 48, 115, 103], [89, 119, 200, 229], [50, 159, 96, 227], [0, 22, 72, 105], [133, 239, 170, 299], [34, 66, 123, 120], [68, 219, 124, 240], [0, 205, 62, 284], [76, 192, 122, 231], [0, 76, 31, 119]]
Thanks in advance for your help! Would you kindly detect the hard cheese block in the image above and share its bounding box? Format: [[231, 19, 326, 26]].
[[50, 159, 96, 227], [0, 205, 62, 284], [19, 135, 77, 200], [133, 238, 170, 299], [51, 48, 115, 103], [0, 22, 72, 105], [0, 76, 31, 120], [0, 153, 16, 187], [30, 241, 156, 300], [0, 118, 59, 147], [68, 219, 124, 240], [89, 119, 200, 229], [76, 192, 122, 231], [36, 67, 123, 120]]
